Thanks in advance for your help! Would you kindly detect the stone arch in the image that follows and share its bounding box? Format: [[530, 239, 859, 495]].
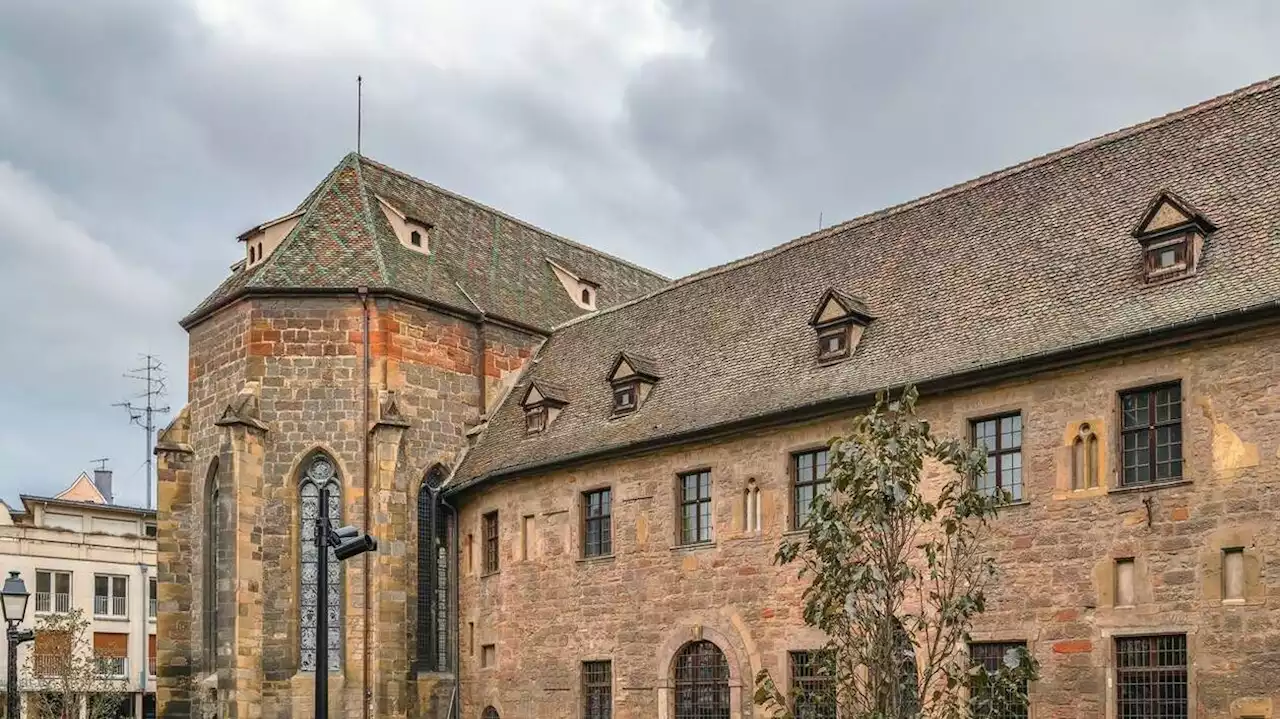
[[655, 623, 750, 719], [296, 449, 345, 674]]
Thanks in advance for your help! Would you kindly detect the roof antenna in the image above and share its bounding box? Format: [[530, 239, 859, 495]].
[[357, 75, 363, 156]]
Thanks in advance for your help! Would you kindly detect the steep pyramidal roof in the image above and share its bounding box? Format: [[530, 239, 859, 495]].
[[455, 75, 1280, 488], [183, 154, 668, 330]]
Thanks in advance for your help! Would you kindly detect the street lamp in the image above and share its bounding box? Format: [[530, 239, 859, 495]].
[[2, 571, 35, 719], [314, 489, 377, 719]]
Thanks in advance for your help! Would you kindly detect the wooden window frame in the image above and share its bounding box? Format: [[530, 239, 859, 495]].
[[582, 488, 613, 558], [816, 322, 852, 363], [1118, 382, 1183, 488], [791, 448, 831, 530], [525, 406, 547, 434], [678, 470, 713, 546], [612, 381, 639, 415], [482, 511, 500, 575], [970, 412, 1024, 503], [1142, 232, 1191, 279]]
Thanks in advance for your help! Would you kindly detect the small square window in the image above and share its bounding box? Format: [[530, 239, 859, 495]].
[[525, 407, 546, 434], [410, 230, 422, 247], [481, 644, 496, 668], [613, 383, 638, 414], [817, 325, 850, 361]]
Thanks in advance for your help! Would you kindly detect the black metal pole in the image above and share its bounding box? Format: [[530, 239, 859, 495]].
[[316, 486, 329, 719], [7, 627, 18, 719]]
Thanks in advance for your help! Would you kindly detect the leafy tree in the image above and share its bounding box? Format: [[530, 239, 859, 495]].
[[755, 387, 1038, 719], [22, 608, 130, 719]]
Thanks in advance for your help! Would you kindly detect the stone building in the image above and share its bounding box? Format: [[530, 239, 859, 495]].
[[159, 76, 1280, 719]]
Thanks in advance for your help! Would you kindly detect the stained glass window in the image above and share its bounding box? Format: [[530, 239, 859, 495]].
[[300, 455, 342, 673]]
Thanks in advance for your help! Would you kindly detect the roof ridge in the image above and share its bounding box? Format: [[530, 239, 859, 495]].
[[352, 156, 392, 285], [356, 154, 670, 282], [551, 73, 1280, 332]]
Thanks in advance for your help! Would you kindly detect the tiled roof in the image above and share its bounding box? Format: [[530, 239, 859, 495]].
[[455, 75, 1280, 488], [182, 155, 669, 330]]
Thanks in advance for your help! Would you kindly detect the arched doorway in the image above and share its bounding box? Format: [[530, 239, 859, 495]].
[[674, 640, 730, 719], [481, 707, 499, 719]]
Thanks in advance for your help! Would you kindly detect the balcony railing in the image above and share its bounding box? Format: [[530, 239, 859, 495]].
[[93, 595, 128, 617], [34, 592, 72, 614], [94, 656, 128, 677], [149, 656, 157, 676], [149, 598, 157, 618]]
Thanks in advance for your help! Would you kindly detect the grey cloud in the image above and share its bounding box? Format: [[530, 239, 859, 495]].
[[1, 0, 1279, 504]]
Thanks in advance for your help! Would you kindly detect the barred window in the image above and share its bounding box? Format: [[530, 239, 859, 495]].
[[583, 488, 612, 558], [1116, 634, 1187, 719], [789, 651, 835, 719], [299, 454, 342, 673], [1121, 383, 1183, 486], [972, 413, 1023, 502], [583, 660, 612, 719], [970, 641, 1029, 719], [792, 448, 830, 529], [482, 511, 500, 574], [674, 641, 730, 719], [679, 470, 713, 545]]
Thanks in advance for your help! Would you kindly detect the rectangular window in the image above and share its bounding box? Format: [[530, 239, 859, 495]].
[[481, 644, 496, 669], [35, 570, 72, 614], [1121, 383, 1183, 486], [1223, 548, 1245, 601], [583, 488, 613, 558], [1115, 558, 1136, 607], [92, 631, 129, 677], [521, 515, 535, 561], [149, 577, 158, 619], [971, 413, 1023, 502], [583, 660, 613, 719], [482, 512, 499, 575], [525, 407, 546, 434], [679, 470, 713, 545], [817, 325, 850, 361], [1115, 634, 1187, 718], [789, 651, 835, 718], [94, 574, 128, 617], [612, 383, 638, 414], [969, 642, 1029, 719], [792, 448, 830, 529]]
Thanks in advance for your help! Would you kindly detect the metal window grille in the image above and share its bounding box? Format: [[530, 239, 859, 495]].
[[583, 660, 613, 719], [674, 641, 730, 719], [679, 471, 713, 545], [1116, 634, 1187, 719], [583, 489, 612, 558], [299, 456, 343, 673], [417, 471, 451, 672], [95, 656, 128, 677], [969, 642, 1029, 719], [1121, 384, 1183, 486], [483, 511, 500, 574], [792, 449, 830, 528], [971, 413, 1023, 502], [482, 708, 500, 719], [789, 651, 835, 719]]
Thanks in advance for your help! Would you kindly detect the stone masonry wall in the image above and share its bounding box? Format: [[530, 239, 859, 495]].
[[454, 326, 1280, 719], [162, 294, 541, 719]]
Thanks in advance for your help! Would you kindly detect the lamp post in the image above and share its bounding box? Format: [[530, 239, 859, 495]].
[[2, 571, 35, 719], [314, 487, 378, 719]]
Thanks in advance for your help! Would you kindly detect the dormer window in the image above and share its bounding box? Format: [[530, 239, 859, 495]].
[[375, 195, 432, 255], [608, 352, 659, 416], [237, 210, 304, 268], [612, 382, 638, 414], [1131, 190, 1216, 284], [808, 289, 874, 364], [520, 380, 568, 434], [548, 259, 599, 310], [581, 287, 592, 306], [410, 230, 423, 247]]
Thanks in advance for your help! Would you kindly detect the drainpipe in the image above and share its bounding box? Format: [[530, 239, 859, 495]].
[[139, 561, 149, 716], [441, 495, 460, 719], [359, 287, 372, 719]]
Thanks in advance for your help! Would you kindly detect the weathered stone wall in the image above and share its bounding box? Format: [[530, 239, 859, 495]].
[[454, 326, 1280, 719], [162, 294, 541, 719]]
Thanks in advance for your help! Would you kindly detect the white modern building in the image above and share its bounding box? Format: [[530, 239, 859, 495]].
[[0, 469, 157, 718]]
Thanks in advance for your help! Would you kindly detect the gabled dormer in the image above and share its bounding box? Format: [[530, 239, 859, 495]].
[[239, 210, 305, 268], [375, 195, 433, 255], [808, 288, 874, 364], [608, 352, 660, 416], [521, 380, 569, 434], [1131, 190, 1216, 284], [548, 259, 600, 310]]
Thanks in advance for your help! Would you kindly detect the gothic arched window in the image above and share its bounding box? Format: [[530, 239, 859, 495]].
[[674, 640, 730, 719], [1072, 423, 1099, 490], [417, 464, 450, 671], [203, 458, 220, 672], [299, 453, 342, 673]]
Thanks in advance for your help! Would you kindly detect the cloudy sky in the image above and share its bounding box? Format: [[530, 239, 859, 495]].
[[1, 1, 1278, 507]]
